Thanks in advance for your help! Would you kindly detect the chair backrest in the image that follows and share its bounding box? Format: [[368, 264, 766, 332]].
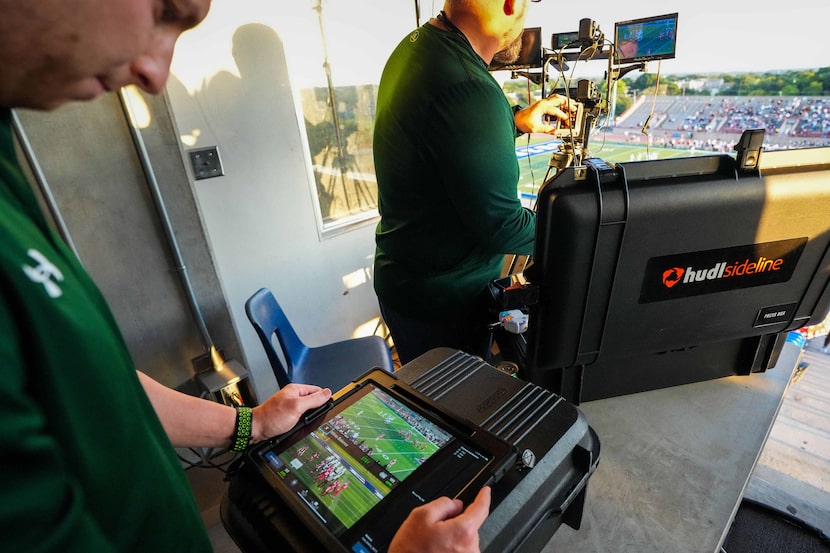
[[245, 287, 309, 388]]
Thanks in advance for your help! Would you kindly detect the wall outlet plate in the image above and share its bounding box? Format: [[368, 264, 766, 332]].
[[189, 146, 224, 180]]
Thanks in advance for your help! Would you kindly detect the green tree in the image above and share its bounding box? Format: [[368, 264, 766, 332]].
[[502, 78, 542, 106], [631, 73, 658, 93], [612, 79, 632, 116]]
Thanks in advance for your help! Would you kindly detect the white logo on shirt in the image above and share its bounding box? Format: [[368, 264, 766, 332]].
[[22, 249, 64, 298]]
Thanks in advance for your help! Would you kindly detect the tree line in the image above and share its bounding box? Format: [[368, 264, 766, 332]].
[[502, 66, 830, 118], [627, 67, 830, 97]]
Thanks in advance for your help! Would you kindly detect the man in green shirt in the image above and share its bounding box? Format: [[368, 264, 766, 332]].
[[373, 0, 575, 364], [0, 1, 490, 551]]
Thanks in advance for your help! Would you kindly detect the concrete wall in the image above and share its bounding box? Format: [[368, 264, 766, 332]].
[[15, 92, 241, 391]]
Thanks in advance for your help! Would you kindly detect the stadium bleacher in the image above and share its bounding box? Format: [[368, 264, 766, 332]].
[[610, 95, 830, 152]]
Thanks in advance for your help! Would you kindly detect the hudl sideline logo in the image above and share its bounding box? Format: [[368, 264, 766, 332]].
[[640, 238, 807, 303], [662, 255, 785, 289]]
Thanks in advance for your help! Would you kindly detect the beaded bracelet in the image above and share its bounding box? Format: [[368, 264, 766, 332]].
[[230, 406, 253, 452]]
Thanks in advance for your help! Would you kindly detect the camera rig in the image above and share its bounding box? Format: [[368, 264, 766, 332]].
[[503, 14, 678, 178], [544, 18, 644, 177]]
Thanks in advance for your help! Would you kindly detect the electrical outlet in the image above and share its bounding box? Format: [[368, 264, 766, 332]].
[[189, 146, 224, 180], [195, 359, 254, 406]]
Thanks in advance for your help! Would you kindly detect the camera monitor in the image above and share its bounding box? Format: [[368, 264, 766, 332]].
[[613, 12, 678, 64], [522, 144, 830, 402], [488, 27, 543, 71], [552, 31, 580, 51]]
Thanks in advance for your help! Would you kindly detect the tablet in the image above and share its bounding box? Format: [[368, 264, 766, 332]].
[[244, 368, 517, 552]]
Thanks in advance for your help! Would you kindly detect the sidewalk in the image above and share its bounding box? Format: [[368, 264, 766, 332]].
[[744, 336, 830, 535]]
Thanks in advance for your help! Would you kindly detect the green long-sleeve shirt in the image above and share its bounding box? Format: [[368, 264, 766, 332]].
[[0, 109, 210, 552], [373, 22, 535, 320]]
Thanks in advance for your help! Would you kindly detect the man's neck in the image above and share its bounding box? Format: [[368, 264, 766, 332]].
[[432, 10, 499, 63]]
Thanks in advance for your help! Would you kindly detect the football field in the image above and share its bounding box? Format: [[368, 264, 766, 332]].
[[515, 137, 710, 201]]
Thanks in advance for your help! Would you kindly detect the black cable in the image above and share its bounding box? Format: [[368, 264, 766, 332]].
[[179, 449, 240, 473]]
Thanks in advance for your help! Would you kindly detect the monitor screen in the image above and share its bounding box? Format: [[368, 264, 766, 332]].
[[552, 31, 580, 51], [522, 146, 830, 402], [259, 383, 457, 534], [613, 13, 678, 64], [247, 370, 515, 551], [488, 27, 543, 71]]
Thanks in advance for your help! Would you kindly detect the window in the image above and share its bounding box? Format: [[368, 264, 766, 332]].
[[278, 1, 415, 233]]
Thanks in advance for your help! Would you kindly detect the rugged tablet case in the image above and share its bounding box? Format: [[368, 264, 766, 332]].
[[222, 348, 600, 553]]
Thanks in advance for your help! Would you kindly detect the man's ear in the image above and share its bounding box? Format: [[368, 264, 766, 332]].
[[503, 0, 515, 16]]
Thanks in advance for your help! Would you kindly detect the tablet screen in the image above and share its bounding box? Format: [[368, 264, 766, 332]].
[[252, 375, 510, 550]]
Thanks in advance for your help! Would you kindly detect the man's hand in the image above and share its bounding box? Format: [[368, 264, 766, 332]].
[[514, 94, 577, 135], [251, 384, 332, 441], [388, 486, 491, 553]]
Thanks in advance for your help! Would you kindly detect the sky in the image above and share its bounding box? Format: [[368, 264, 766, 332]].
[[411, 0, 829, 75], [523, 1, 828, 75]]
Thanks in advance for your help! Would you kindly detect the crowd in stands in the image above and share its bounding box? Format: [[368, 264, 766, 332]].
[[609, 95, 830, 153]]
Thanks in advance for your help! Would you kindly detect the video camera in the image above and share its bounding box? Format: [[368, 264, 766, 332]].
[[546, 79, 602, 169]]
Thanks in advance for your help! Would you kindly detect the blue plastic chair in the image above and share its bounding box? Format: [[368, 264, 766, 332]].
[[244, 287, 394, 392]]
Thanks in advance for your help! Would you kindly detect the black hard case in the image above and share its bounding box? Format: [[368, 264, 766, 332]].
[[222, 348, 600, 553], [506, 151, 830, 402]]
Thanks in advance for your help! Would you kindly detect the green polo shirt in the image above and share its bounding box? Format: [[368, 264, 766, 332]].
[[0, 108, 210, 551], [373, 22, 535, 320]]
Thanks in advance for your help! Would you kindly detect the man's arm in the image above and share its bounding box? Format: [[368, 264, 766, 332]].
[[137, 371, 331, 448]]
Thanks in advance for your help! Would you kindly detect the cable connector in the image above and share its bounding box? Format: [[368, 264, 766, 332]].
[[500, 310, 529, 334]]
